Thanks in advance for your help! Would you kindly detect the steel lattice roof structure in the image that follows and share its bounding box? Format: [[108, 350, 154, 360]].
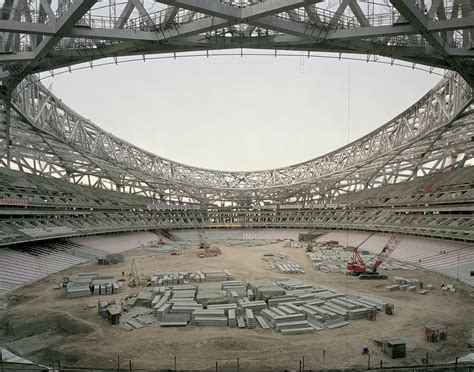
[[0, 0, 473, 88], [1, 71, 472, 207], [0, 0, 473, 244]]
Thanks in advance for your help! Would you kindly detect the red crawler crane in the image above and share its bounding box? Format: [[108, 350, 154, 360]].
[[347, 149, 462, 280]]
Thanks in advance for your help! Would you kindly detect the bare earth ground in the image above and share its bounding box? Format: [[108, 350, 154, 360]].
[[1, 240, 473, 370]]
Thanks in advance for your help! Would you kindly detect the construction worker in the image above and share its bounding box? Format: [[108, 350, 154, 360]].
[[362, 347, 370, 355]]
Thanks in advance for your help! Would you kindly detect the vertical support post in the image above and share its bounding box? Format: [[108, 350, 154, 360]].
[[237, 357, 239, 372], [129, 359, 132, 372], [299, 359, 302, 372], [302, 356, 305, 372], [367, 353, 371, 369], [174, 355, 177, 371], [4, 92, 11, 168], [117, 354, 120, 371], [215, 361, 218, 372]]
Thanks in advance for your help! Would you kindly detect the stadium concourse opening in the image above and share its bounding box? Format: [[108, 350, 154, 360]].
[[0, 0, 474, 369]]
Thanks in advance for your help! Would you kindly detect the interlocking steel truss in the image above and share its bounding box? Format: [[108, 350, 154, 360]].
[[0, 0, 474, 88], [0, 70, 472, 208]]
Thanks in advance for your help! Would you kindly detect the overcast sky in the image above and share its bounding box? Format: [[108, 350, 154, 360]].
[[44, 51, 440, 171]]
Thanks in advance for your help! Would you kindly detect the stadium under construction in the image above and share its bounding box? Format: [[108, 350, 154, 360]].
[[0, 0, 473, 370]]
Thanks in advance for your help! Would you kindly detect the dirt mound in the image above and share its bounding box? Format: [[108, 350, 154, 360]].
[[0, 310, 95, 340]]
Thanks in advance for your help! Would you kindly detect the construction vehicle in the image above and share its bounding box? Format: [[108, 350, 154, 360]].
[[348, 148, 462, 280], [346, 232, 390, 279]]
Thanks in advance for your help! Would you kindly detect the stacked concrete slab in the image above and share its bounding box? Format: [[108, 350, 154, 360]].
[[67, 273, 120, 298], [193, 309, 227, 326], [160, 313, 189, 326], [245, 309, 256, 329], [263, 253, 305, 274], [117, 271, 387, 334], [204, 270, 234, 281], [67, 286, 91, 298], [228, 309, 237, 327], [207, 303, 237, 314]]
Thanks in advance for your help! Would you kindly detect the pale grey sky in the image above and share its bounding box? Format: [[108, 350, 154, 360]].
[[45, 52, 440, 171]]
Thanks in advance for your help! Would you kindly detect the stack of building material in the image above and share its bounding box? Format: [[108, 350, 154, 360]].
[[248, 280, 286, 301], [195, 272, 206, 282], [322, 303, 348, 319], [393, 277, 407, 285], [276, 320, 315, 335], [314, 290, 344, 300], [196, 283, 232, 305], [160, 313, 189, 326], [277, 281, 314, 291], [152, 290, 171, 311], [193, 309, 228, 326], [348, 308, 368, 320], [255, 315, 270, 329], [347, 294, 385, 310], [172, 286, 196, 302], [263, 254, 305, 274], [306, 317, 325, 330], [273, 262, 305, 274], [224, 270, 234, 280], [386, 285, 399, 292], [228, 309, 237, 327], [66, 286, 91, 298], [324, 317, 349, 329], [268, 296, 297, 306], [207, 303, 237, 314], [67, 274, 121, 298], [170, 302, 202, 315], [222, 280, 243, 291], [245, 309, 256, 329], [203, 271, 233, 282], [228, 290, 241, 302], [135, 291, 154, 307], [262, 310, 306, 329], [156, 303, 172, 320], [277, 305, 296, 315], [241, 301, 267, 313], [91, 277, 120, 295], [329, 298, 358, 310], [154, 272, 183, 286]]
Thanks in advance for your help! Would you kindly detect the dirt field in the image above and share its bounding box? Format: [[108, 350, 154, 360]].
[[1, 240, 473, 370]]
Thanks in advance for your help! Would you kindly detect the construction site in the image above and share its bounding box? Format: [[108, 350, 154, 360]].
[[0, 229, 473, 370], [1, 0, 474, 370]]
